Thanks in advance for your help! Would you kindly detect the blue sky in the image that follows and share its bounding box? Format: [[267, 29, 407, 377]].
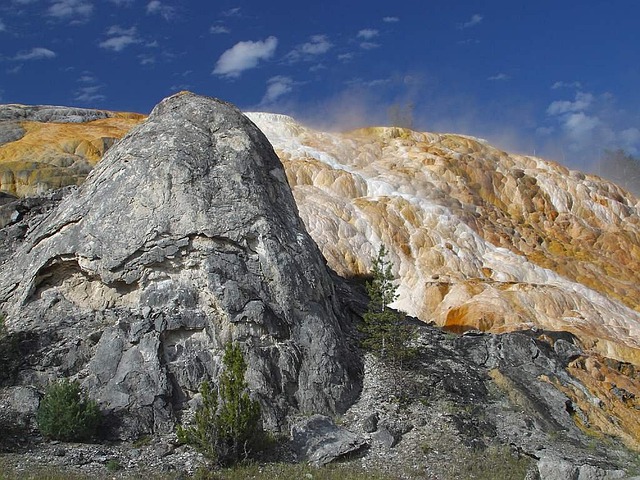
[[1, 0, 639, 170]]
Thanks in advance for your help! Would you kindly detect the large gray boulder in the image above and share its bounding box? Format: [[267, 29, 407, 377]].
[[0, 92, 361, 438]]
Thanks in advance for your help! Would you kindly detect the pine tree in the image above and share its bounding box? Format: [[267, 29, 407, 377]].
[[361, 244, 416, 368], [177, 342, 262, 466], [216, 342, 262, 463]]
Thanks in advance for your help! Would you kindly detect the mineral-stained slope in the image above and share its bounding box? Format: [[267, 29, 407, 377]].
[[0, 104, 144, 196], [247, 113, 640, 366], [0, 93, 360, 438]]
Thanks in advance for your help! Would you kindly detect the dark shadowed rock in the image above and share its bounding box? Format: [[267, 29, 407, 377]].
[[0, 121, 25, 146], [291, 414, 366, 466], [0, 92, 361, 438]]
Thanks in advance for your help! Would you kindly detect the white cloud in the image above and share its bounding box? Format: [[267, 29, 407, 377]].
[[541, 89, 640, 161], [383, 16, 399, 23], [146, 0, 175, 20], [99, 26, 141, 52], [109, 0, 133, 5], [48, 0, 93, 22], [488, 73, 509, 81], [79, 73, 96, 83], [212, 36, 277, 78], [0, 18, 6, 32], [299, 35, 332, 55], [338, 53, 354, 62], [14, 47, 57, 60], [285, 35, 332, 62], [360, 42, 379, 50], [551, 80, 582, 90], [562, 112, 600, 141], [210, 24, 229, 34], [458, 13, 483, 29], [261, 75, 294, 104], [547, 92, 593, 115], [357, 29, 378, 40]]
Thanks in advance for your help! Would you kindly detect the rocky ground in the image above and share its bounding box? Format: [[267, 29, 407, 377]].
[[2, 322, 639, 480]]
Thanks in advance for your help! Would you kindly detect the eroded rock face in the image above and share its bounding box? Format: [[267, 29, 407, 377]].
[[0, 92, 361, 438]]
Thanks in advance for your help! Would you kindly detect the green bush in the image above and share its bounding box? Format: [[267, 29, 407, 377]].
[[177, 342, 263, 466], [36, 379, 101, 441]]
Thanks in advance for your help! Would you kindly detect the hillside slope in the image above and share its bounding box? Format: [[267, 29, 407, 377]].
[[1, 100, 640, 450]]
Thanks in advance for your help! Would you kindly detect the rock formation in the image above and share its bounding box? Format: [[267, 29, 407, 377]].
[[3, 104, 639, 367], [0, 104, 144, 196], [0, 92, 360, 438], [1, 94, 640, 476]]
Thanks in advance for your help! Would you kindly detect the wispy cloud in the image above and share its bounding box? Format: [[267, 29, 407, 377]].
[[543, 89, 640, 160], [345, 77, 390, 88], [383, 16, 399, 23], [139, 54, 155, 65], [109, 0, 133, 5], [357, 29, 379, 40], [458, 13, 483, 29], [75, 84, 105, 103], [261, 75, 295, 105], [14, 47, 57, 60], [146, 1, 175, 20], [74, 72, 106, 103], [210, 24, 229, 34], [212, 36, 277, 78], [48, 0, 93, 23], [488, 73, 509, 81], [0, 18, 6, 32], [360, 42, 380, 50], [547, 91, 593, 115], [551, 80, 582, 90], [99, 25, 141, 52], [221, 7, 240, 17], [285, 34, 332, 63]]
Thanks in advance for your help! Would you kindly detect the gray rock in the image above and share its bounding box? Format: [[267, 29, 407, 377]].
[[458, 332, 585, 437], [553, 339, 582, 365], [537, 456, 578, 480], [0, 92, 361, 439], [537, 456, 628, 480], [361, 413, 378, 433], [0, 121, 25, 146], [0, 104, 114, 123], [291, 414, 366, 466], [371, 427, 397, 448]]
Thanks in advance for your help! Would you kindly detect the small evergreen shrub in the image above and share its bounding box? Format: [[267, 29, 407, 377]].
[[37, 379, 101, 441], [360, 244, 416, 368], [177, 342, 263, 466], [105, 459, 122, 472]]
